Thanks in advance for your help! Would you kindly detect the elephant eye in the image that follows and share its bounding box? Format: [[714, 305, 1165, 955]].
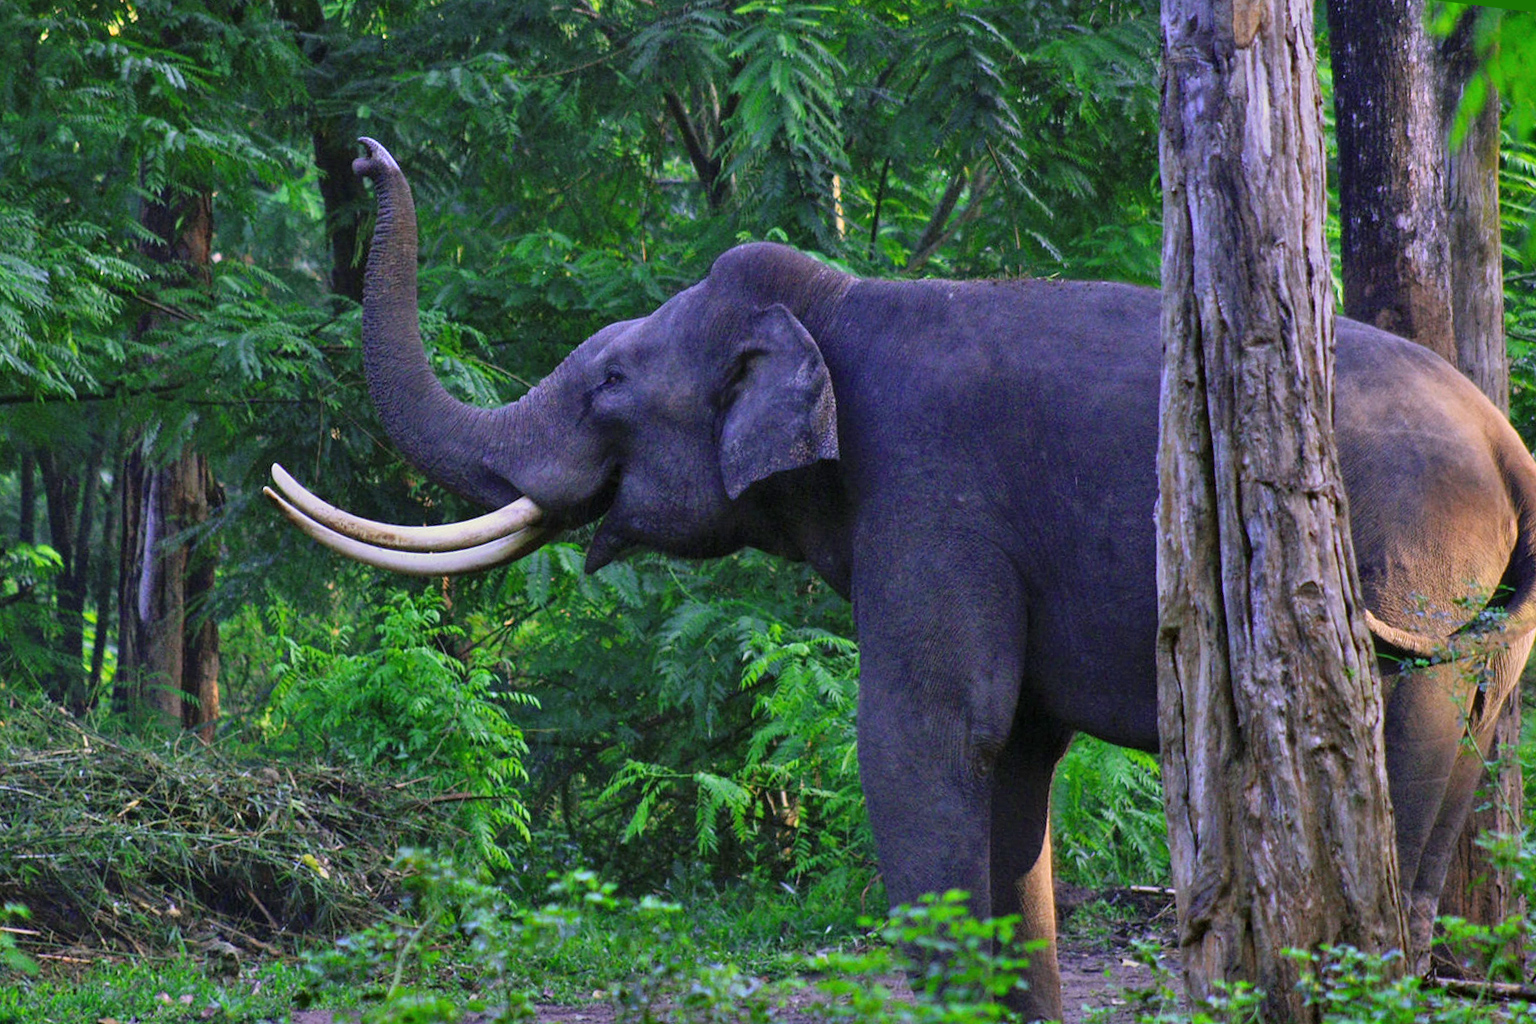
[[598, 368, 624, 390]]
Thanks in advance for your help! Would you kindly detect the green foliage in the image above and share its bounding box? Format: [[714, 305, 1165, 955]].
[[0, 544, 69, 690], [1508, 135, 1536, 444], [451, 544, 864, 890], [264, 590, 536, 870], [1052, 736, 1170, 887], [0, 198, 141, 399], [1289, 943, 1536, 1024], [0, 904, 36, 978], [600, 616, 866, 882]]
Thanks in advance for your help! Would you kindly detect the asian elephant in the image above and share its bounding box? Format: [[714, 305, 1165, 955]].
[[269, 138, 1536, 1021]]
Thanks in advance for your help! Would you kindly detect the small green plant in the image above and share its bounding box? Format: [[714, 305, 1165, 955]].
[[1288, 942, 1536, 1024], [0, 904, 36, 977], [0, 543, 68, 691], [811, 890, 1040, 1024], [265, 590, 536, 870], [305, 852, 610, 1023]]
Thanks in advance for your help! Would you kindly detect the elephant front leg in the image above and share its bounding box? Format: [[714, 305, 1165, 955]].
[[855, 601, 1063, 1019], [859, 688, 1066, 1023]]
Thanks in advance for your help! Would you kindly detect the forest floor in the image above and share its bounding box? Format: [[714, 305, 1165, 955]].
[[289, 886, 1179, 1024]]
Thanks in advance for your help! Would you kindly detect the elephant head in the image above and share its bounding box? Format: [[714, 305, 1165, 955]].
[[266, 138, 846, 577]]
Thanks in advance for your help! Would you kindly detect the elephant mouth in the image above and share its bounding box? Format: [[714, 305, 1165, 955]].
[[263, 463, 555, 575]]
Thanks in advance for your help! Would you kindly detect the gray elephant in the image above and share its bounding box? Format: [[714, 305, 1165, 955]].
[[269, 139, 1536, 1021]]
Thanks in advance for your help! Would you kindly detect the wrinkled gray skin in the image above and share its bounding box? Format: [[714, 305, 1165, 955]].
[[348, 140, 1536, 1020]]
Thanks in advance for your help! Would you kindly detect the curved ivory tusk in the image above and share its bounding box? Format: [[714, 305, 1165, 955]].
[[264, 488, 553, 576], [269, 463, 543, 552]]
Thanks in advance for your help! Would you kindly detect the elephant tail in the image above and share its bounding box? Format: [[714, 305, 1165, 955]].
[[1368, 438, 1536, 661]]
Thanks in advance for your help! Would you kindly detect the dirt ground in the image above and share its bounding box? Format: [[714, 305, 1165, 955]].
[[292, 887, 1179, 1024]]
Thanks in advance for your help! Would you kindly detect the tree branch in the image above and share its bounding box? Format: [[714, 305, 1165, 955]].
[[663, 91, 728, 209], [906, 163, 995, 275]]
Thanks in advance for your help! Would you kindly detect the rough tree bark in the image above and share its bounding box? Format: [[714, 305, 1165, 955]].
[[1328, 0, 1456, 360], [1157, 0, 1408, 1015], [1328, 1, 1519, 955]]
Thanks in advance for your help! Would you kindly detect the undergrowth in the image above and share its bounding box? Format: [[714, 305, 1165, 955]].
[[300, 854, 1036, 1024], [0, 692, 461, 957]]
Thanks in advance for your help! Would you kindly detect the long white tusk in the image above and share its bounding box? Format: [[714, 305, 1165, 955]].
[[268, 463, 543, 551], [264, 488, 553, 575]]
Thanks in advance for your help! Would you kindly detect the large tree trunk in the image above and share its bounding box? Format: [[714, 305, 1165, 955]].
[[1329, 2, 1520, 962], [114, 189, 222, 741], [1157, 0, 1407, 1015]]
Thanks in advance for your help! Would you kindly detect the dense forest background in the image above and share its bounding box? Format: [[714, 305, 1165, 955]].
[[2, 0, 1535, 917]]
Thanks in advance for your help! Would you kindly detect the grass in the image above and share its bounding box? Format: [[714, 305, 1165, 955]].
[[0, 959, 311, 1024]]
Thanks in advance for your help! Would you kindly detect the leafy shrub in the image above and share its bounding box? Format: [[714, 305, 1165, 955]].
[[263, 590, 535, 870], [468, 544, 863, 889], [600, 615, 869, 885]]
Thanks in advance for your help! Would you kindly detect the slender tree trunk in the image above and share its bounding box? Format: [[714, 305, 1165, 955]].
[[38, 441, 100, 715], [276, 0, 371, 303], [313, 123, 369, 304], [18, 452, 35, 544], [1157, 0, 1407, 1015], [113, 444, 148, 717], [115, 189, 222, 739], [87, 456, 119, 700]]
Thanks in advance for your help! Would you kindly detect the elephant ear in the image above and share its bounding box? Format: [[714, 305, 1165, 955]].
[[719, 304, 839, 500]]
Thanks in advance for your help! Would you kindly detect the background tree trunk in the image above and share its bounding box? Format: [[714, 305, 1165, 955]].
[[18, 452, 35, 545], [114, 189, 223, 740], [1157, 0, 1407, 1015], [1328, 0, 1456, 359], [1329, 2, 1520, 960]]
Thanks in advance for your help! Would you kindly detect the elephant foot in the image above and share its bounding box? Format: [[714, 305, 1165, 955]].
[[1406, 891, 1438, 977]]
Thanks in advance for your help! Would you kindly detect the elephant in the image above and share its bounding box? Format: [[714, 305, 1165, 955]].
[[268, 138, 1536, 1021]]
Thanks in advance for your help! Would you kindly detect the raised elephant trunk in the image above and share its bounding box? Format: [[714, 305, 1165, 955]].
[[265, 138, 557, 573], [353, 138, 520, 508]]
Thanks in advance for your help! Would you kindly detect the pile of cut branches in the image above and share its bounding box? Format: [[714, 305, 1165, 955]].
[[0, 699, 462, 960]]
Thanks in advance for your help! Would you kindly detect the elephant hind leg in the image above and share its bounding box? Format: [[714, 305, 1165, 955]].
[[989, 720, 1074, 1023], [1385, 632, 1534, 969]]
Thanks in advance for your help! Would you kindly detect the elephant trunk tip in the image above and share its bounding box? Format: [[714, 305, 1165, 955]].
[[353, 137, 400, 181]]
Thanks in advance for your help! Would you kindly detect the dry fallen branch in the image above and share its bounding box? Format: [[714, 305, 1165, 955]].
[[1431, 976, 1536, 1004]]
